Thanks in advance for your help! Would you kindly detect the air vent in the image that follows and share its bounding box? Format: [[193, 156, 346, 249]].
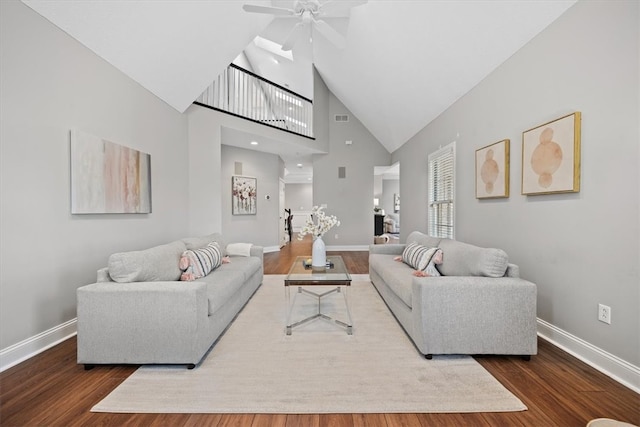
[[334, 114, 349, 122]]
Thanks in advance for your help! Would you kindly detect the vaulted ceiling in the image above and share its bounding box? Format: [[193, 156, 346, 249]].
[[22, 0, 576, 155]]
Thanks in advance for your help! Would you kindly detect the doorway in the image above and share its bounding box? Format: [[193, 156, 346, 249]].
[[373, 162, 400, 242]]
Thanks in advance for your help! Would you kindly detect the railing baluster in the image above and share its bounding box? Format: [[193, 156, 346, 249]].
[[195, 64, 313, 138]]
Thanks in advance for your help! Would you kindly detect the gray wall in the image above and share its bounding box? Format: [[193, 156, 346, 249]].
[[286, 184, 313, 212], [220, 144, 281, 248], [185, 100, 319, 245], [313, 93, 391, 247], [393, 0, 639, 366], [382, 179, 400, 215], [373, 175, 383, 203], [312, 67, 330, 155], [0, 1, 190, 350], [187, 105, 223, 236]]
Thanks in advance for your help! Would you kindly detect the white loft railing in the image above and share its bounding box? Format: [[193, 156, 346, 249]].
[[195, 64, 314, 139]]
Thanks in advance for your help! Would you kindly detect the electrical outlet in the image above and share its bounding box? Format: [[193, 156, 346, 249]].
[[334, 234, 339, 239], [598, 304, 611, 324]]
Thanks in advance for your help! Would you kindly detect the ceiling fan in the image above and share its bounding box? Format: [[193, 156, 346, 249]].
[[242, 0, 367, 51]]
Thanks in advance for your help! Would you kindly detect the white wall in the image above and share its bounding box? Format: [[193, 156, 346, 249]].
[[393, 0, 639, 369], [0, 1, 189, 353]]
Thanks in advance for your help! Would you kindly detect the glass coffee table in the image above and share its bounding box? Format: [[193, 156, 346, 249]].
[[284, 256, 353, 335]]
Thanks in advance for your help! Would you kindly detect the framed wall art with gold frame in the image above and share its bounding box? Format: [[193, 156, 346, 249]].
[[521, 112, 581, 195], [475, 139, 510, 199]]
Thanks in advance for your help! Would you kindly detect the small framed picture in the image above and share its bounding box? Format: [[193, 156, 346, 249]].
[[232, 176, 257, 215], [522, 112, 581, 195], [475, 139, 510, 199]]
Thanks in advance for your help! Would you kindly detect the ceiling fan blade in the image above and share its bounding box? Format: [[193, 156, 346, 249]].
[[281, 22, 308, 51], [318, 0, 367, 17], [313, 18, 346, 49], [242, 4, 295, 16]]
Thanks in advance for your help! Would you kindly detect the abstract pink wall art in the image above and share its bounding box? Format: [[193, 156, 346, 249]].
[[70, 130, 151, 214], [521, 112, 581, 195], [475, 139, 510, 199]]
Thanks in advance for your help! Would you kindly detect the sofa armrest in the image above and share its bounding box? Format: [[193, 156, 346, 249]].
[[369, 243, 405, 255], [250, 245, 264, 261], [411, 276, 537, 355], [77, 280, 209, 364]]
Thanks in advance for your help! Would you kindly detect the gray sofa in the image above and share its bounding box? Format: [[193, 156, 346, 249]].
[[369, 231, 537, 359], [77, 233, 263, 369], [384, 213, 400, 234]]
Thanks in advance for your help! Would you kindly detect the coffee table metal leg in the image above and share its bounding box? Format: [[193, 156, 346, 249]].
[[285, 284, 353, 335], [344, 285, 353, 335], [285, 285, 292, 335]]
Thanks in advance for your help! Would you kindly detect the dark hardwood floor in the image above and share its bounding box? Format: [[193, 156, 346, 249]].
[[1, 235, 638, 426]]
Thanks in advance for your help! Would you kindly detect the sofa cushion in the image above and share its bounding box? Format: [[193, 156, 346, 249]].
[[369, 254, 414, 308], [218, 255, 262, 280], [108, 240, 186, 283], [402, 242, 440, 271], [182, 233, 228, 256], [406, 231, 441, 248], [180, 242, 223, 280], [437, 239, 509, 277], [200, 267, 249, 315]]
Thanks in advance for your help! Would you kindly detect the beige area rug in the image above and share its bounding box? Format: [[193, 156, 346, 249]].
[[92, 274, 527, 414]]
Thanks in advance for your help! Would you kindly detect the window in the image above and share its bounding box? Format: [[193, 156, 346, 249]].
[[428, 142, 455, 239]]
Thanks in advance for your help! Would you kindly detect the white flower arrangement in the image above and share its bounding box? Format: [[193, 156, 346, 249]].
[[298, 206, 340, 239]]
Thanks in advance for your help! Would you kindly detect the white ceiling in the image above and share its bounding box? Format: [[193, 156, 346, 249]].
[[22, 0, 576, 180]]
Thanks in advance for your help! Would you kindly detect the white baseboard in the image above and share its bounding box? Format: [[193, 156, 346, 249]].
[[263, 245, 281, 253], [0, 318, 77, 373], [537, 318, 640, 393]]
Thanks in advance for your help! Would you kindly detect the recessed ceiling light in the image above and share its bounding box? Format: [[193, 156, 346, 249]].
[[297, 163, 303, 168], [250, 141, 258, 145]]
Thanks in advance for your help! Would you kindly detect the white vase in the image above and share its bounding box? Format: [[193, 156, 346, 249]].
[[312, 236, 326, 268]]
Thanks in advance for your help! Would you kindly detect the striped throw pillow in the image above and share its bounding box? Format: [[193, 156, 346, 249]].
[[402, 242, 440, 273], [180, 242, 222, 280]]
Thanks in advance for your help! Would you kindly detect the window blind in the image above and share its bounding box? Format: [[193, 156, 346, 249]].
[[428, 142, 455, 239]]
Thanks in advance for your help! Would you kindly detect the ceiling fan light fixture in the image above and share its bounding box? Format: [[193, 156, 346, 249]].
[[301, 10, 313, 24], [243, 0, 368, 51]]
